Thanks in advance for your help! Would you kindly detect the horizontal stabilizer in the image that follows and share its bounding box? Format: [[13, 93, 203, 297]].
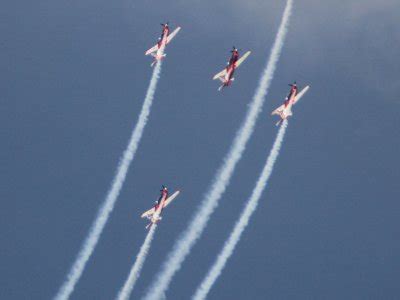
[[271, 104, 285, 116], [141, 207, 155, 219]]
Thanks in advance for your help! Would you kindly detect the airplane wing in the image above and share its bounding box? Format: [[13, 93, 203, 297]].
[[213, 69, 227, 80], [166, 27, 181, 44], [145, 44, 159, 56], [271, 104, 285, 116], [293, 86, 310, 104], [163, 191, 180, 209], [234, 51, 251, 68], [141, 207, 155, 218]]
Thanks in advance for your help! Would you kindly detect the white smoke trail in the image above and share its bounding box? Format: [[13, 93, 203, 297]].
[[143, 1, 293, 299], [193, 120, 288, 300], [117, 225, 158, 300], [55, 62, 163, 300]]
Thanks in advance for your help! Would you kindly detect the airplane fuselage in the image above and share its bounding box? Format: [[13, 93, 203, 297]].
[[151, 190, 168, 224], [283, 85, 298, 113], [151, 27, 169, 66], [223, 66, 235, 86], [156, 27, 169, 55], [223, 52, 239, 86], [157, 26, 170, 48]]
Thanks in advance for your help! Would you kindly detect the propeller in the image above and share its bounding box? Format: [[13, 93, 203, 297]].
[[231, 46, 242, 54]]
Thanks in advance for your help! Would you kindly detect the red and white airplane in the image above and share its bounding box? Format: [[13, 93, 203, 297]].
[[213, 47, 251, 91], [140, 185, 180, 229], [145, 23, 181, 67], [271, 82, 310, 126]]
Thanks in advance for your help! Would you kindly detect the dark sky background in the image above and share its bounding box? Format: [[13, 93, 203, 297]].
[[2, 0, 400, 299]]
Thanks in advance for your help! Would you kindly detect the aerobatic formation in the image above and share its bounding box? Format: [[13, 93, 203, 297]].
[[56, 2, 312, 298]]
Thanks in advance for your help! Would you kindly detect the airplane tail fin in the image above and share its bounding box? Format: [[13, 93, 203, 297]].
[[272, 105, 292, 118], [146, 215, 162, 229], [273, 111, 291, 126], [218, 78, 232, 91], [272, 105, 291, 126], [150, 54, 166, 67]]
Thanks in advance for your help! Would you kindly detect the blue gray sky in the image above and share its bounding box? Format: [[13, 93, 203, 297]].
[[2, 0, 400, 299]]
